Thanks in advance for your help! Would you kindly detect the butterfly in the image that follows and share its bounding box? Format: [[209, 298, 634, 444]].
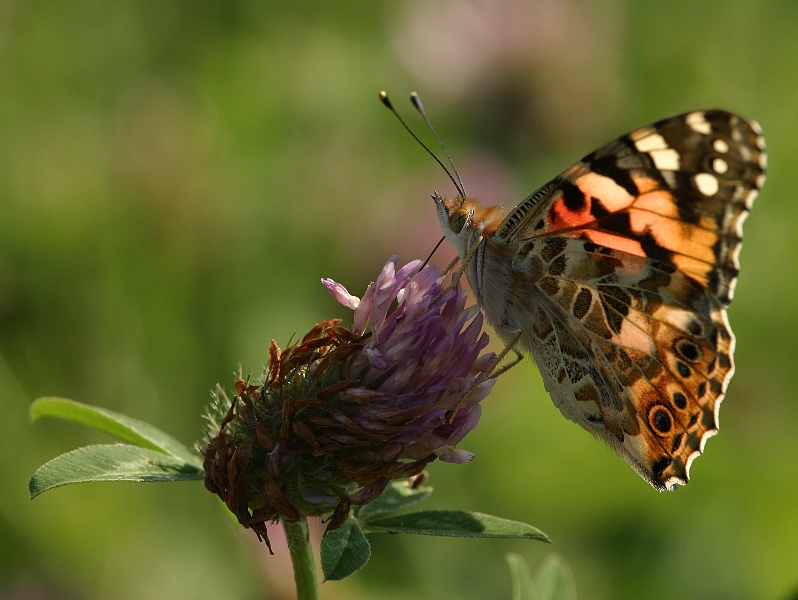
[[435, 110, 766, 490]]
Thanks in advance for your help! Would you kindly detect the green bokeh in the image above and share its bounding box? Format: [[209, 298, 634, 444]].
[[2, 2, 796, 599]]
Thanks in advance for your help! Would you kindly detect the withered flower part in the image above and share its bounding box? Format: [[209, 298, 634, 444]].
[[202, 257, 497, 550]]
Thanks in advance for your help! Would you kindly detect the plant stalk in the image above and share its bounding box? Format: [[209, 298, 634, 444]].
[[284, 519, 319, 600]]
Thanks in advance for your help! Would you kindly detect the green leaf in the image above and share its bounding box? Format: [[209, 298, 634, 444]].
[[320, 520, 371, 581], [355, 478, 433, 517], [30, 397, 201, 467], [535, 555, 576, 600], [507, 553, 535, 600], [361, 510, 551, 542], [29, 443, 205, 498]]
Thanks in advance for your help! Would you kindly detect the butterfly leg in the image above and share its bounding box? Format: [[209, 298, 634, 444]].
[[442, 254, 460, 277], [488, 348, 524, 379], [434, 234, 485, 304], [486, 328, 524, 379]]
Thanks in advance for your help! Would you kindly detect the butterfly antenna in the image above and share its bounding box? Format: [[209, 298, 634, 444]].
[[410, 92, 467, 198], [380, 91, 465, 198], [422, 235, 446, 269]]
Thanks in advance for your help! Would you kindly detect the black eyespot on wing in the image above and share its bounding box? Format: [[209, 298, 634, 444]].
[[675, 339, 701, 362], [686, 319, 704, 337], [652, 408, 672, 433], [676, 361, 690, 378]]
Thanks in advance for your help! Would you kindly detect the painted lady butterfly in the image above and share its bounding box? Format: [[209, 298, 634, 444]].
[[436, 110, 766, 490]]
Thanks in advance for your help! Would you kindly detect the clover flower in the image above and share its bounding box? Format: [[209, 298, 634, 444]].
[[202, 257, 496, 550]]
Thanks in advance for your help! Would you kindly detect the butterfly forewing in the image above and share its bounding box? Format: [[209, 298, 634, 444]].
[[438, 109, 766, 490]]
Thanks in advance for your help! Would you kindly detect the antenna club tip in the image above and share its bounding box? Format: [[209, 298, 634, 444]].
[[379, 91, 393, 108]]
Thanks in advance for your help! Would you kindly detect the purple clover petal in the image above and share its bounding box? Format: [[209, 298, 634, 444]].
[[460, 378, 496, 406], [322, 278, 361, 310], [441, 404, 482, 446], [394, 259, 425, 288], [358, 257, 426, 336], [329, 259, 496, 466], [352, 257, 397, 333], [364, 347, 389, 371], [435, 447, 476, 464]]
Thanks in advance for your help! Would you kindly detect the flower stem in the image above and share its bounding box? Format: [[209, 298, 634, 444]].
[[284, 519, 319, 600]]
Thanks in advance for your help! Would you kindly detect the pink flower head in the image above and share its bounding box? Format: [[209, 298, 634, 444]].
[[203, 257, 496, 549], [323, 256, 495, 462]]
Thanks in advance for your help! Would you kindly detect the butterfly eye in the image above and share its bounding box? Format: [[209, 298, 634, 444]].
[[449, 209, 469, 234]]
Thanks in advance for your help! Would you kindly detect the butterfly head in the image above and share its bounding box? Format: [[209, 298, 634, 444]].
[[434, 193, 507, 254], [434, 192, 473, 257]]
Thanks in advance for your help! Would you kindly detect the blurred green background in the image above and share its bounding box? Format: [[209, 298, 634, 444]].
[[2, 1, 796, 599]]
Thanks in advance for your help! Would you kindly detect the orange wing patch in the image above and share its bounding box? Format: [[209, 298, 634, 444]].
[[547, 171, 646, 256]]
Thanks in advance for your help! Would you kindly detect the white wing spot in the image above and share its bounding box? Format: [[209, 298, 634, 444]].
[[634, 133, 669, 152], [713, 138, 730, 153], [649, 148, 681, 171], [694, 172, 719, 196], [712, 157, 729, 174], [686, 112, 712, 135]]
